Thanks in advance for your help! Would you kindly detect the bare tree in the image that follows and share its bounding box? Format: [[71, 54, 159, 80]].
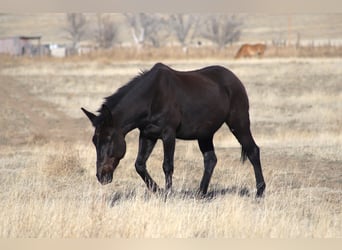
[[125, 13, 144, 48], [201, 14, 242, 49], [125, 13, 168, 48], [169, 13, 199, 52], [95, 14, 118, 49], [65, 13, 87, 51]]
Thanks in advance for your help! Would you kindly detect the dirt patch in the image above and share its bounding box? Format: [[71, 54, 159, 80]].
[[0, 74, 86, 145]]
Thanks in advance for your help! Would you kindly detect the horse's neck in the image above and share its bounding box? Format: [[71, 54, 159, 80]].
[[112, 89, 150, 135]]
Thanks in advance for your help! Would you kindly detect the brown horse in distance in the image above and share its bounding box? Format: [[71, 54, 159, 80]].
[[235, 43, 266, 59]]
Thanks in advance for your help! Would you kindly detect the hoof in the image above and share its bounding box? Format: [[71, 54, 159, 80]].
[[194, 189, 206, 199], [256, 182, 266, 198]]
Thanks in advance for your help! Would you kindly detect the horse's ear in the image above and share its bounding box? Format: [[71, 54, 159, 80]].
[[81, 107, 97, 125]]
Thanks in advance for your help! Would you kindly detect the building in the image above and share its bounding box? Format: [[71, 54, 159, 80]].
[[0, 36, 42, 56], [49, 44, 66, 58]]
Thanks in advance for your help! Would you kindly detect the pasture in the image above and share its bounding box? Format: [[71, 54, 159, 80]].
[[0, 57, 341, 237]]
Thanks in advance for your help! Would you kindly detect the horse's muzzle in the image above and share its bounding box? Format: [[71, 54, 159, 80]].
[[96, 172, 113, 185], [96, 158, 120, 185]]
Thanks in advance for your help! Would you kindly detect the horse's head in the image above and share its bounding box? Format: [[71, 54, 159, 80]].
[[81, 106, 126, 185]]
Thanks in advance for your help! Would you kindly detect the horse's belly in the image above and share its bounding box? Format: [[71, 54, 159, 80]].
[[176, 116, 225, 140], [175, 100, 228, 139]]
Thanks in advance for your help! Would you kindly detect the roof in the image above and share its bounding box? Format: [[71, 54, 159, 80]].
[[0, 36, 41, 40], [19, 36, 41, 40]]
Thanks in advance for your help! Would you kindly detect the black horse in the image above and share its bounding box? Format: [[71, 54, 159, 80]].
[[82, 63, 266, 197]]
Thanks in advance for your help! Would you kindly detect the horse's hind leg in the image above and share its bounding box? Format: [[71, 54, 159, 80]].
[[198, 137, 217, 196], [226, 116, 266, 197]]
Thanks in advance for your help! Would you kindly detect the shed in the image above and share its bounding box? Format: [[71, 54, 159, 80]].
[[0, 36, 42, 56]]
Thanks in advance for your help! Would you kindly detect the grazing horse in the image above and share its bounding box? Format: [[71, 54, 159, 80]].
[[81, 63, 266, 197], [235, 43, 266, 59]]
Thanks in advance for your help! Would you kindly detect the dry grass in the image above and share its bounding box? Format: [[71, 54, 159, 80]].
[[2, 45, 342, 67], [0, 58, 341, 238], [0, 141, 340, 237]]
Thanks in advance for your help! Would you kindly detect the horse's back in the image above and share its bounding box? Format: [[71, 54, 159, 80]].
[[154, 64, 248, 110]]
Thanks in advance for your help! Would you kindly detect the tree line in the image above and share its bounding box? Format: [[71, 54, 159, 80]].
[[65, 13, 243, 52]]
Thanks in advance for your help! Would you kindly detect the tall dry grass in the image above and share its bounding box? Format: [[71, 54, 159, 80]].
[[0, 139, 340, 238]]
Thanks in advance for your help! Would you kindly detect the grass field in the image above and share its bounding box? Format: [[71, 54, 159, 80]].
[[0, 57, 341, 237]]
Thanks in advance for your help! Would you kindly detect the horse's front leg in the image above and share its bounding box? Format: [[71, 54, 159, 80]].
[[135, 134, 160, 192], [161, 128, 176, 194]]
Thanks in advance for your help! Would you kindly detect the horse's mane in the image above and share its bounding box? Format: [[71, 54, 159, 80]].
[[98, 69, 149, 113]]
